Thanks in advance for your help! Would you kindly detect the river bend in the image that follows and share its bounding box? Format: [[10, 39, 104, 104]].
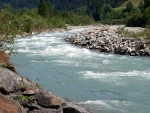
[[11, 28, 150, 113]]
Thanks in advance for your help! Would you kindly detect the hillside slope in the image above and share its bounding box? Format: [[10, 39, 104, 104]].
[[121, 0, 142, 7], [114, 0, 142, 11], [0, 0, 127, 10]]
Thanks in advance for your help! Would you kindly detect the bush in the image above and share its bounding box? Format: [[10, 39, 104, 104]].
[[18, 96, 36, 106], [101, 19, 125, 25], [49, 16, 66, 28], [126, 14, 146, 27]]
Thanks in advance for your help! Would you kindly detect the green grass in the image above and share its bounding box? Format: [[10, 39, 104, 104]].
[[117, 26, 150, 39], [72, 6, 87, 14], [121, 0, 142, 7], [114, 0, 143, 11], [113, 7, 125, 11]]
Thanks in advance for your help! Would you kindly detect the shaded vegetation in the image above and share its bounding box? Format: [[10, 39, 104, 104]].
[[0, 0, 150, 41], [0, 0, 94, 53], [117, 26, 150, 39]]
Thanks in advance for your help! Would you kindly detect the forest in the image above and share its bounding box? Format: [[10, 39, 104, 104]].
[[0, 0, 127, 10], [0, 0, 150, 50], [0, 0, 95, 53], [0, 0, 149, 27]]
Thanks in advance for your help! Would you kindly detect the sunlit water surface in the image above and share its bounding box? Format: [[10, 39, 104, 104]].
[[11, 28, 150, 113]]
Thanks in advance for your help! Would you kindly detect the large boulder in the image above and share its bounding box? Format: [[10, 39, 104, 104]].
[[144, 48, 150, 56], [63, 102, 90, 113], [36, 88, 64, 108], [0, 51, 18, 74], [0, 68, 22, 94]]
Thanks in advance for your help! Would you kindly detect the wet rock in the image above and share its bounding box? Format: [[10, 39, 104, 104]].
[[26, 103, 40, 111], [0, 49, 91, 113], [63, 102, 90, 113], [23, 90, 36, 96], [0, 67, 90, 113], [36, 88, 64, 108], [144, 48, 150, 56]]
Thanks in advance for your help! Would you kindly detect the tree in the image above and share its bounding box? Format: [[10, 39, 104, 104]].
[[138, 1, 144, 10], [126, 14, 146, 27], [3, 4, 12, 13], [47, 0, 53, 17], [103, 4, 112, 13], [144, 0, 150, 9], [144, 7, 150, 24], [86, 1, 103, 21], [38, 0, 48, 18], [126, 2, 133, 12]]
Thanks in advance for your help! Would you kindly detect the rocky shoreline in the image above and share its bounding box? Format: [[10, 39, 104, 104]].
[[0, 52, 90, 113], [65, 25, 150, 56], [16, 28, 66, 38]]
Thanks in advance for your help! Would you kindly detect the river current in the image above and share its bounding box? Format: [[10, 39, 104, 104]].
[[11, 28, 150, 113]]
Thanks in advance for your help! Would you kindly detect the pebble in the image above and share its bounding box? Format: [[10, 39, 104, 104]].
[[65, 28, 150, 56]]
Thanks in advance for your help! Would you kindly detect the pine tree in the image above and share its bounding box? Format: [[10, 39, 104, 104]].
[[126, 2, 133, 12], [38, 0, 48, 18], [47, 0, 53, 17], [144, 0, 150, 9], [138, 1, 144, 10]]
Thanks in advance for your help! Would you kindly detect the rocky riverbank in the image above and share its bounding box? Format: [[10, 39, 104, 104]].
[[0, 52, 90, 113], [65, 25, 150, 56], [16, 28, 66, 38]]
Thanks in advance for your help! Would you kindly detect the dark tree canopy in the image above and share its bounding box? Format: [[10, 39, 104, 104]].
[[144, 0, 150, 9], [0, 0, 127, 10], [38, 0, 48, 17], [47, 0, 53, 16], [126, 2, 133, 12]]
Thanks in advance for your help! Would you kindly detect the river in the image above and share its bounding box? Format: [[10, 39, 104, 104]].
[[11, 28, 150, 113]]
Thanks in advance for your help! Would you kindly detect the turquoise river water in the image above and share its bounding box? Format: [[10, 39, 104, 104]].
[[11, 28, 150, 113]]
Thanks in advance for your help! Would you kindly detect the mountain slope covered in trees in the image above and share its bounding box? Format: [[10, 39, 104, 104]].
[[0, 0, 127, 10], [0, 0, 150, 28]]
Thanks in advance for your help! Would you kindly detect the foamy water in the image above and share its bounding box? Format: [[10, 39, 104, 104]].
[[11, 28, 150, 113]]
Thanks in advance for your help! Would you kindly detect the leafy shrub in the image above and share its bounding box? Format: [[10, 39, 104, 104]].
[[101, 19, 125, 25], [126, 14, 146, 27], [49, 16, 66, 28], [18, 96, 36, 106]]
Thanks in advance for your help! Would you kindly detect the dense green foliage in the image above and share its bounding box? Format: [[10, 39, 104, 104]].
[[125, 0, 150, 27], [126, 2, 134, 12], [0, 0, 94, 37], [0, 0, 127, 10], [0, 0, 150, 28], [0, 0, 94, 53], [0, 0, 150, 53], [0, 0, 128, 22], [144, 0, 150, 9], [38, 0, 49, 18], [0, 0, 150, 56]]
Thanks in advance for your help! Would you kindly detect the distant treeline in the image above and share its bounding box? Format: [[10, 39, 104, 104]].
[[0, 0, 94, 52], [0, 0, 150, 28], [0, 0, 126, 10], [98, 0, 150, 28]]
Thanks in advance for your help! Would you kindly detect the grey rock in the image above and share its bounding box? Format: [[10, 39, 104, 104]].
[[23, 90, 36, 96], [36, 88, 64, 108], [64, 27, 149, 57], [0, 68, 22, 94], [63, 102, 90, 113]]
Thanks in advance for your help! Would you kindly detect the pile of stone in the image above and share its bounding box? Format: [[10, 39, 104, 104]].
[[65, 28, 150, 56], [0, 67, 90, 113]]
